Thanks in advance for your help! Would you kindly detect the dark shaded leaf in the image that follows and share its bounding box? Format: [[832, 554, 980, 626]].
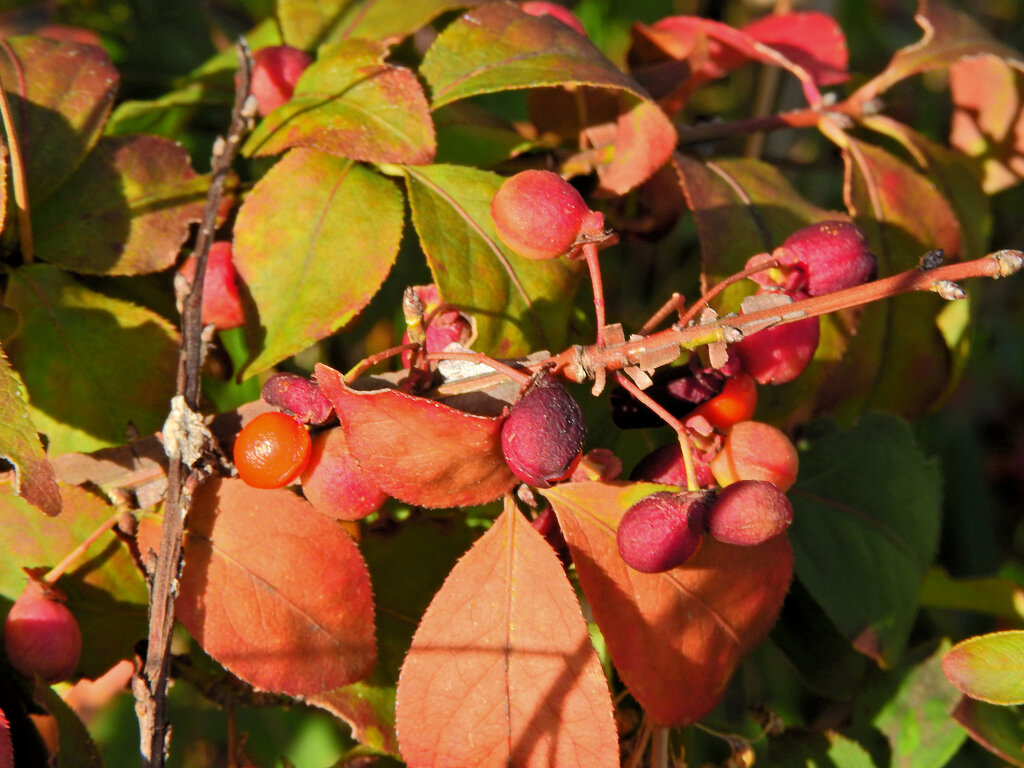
[[33, 135, 207, 275], [3, 265, 178, 455]]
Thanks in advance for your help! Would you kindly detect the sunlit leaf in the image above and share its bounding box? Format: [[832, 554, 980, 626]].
[[949, 55, 1024, 193], [244, 39, 435, 164], [0, 482, 147, 677], [420, 3, 675, 192], [851, 0, 1024, 106], [139, 478, 376, 697], [3, 265, 178, 455], [0, 37, 118, 205], [396, 503, 619, 768], [404, 163, 582, 357], [235, 149, 402, 377], [544, 480, 793, 725], [943, 631, 1024, 705], [316, 364, 516, 508], [307, 515, 479, 756], [631, 12, 846, 113], [278, 0, 355, 50], [0, 343, 59, 516], [33, 135, 207, 275], [789, 414, 942, 666], [329, 0, 486, 47]]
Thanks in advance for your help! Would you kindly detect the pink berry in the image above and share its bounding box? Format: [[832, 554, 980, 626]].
[[748, 220, 876, 296], [177, 241, 245, 330], [501, 373, 586, 488], [734, 289, 820, 385], [300, 427, 389, 521], [491, 170, 591, 260], [262, 372, 333, 425], [4, 580, 82, 683], [520, 2, 587, 35], [711, 420, 799, 492], [705, 480, 793, 546], [630, 442, 715, 489], [250, 45, 313, 117], [616, 491, 709, 573]]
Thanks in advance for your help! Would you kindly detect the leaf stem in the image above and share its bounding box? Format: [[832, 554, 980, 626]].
[[42, 511, 125, 585], [0, 42, 32, 264]]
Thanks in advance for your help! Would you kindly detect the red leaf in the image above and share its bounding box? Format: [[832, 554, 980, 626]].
[[395, 502, 618, 768], [949, 55, 1024, 193], [632, 13, 841, 113], [315, 363, 517, 508], [154, 478, 376, 696], [544, 481, 793, 726]]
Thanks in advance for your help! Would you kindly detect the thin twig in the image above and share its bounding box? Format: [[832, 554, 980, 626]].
[[135, 39, 255, 768]]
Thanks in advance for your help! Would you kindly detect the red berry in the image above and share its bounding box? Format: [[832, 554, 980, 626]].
[[300, 427, 388, 521], [501, 373, 586, 488], [711, 420, 799, 492], [491, 170, 590, 260], [250, 45, 313, 117], [749, 220, 876, 296], [177, 242, 246, 330], [734, 289, 820, 385], [688, 373, 758, 431], [234, 411, 312, 489], [520, 2, 587, 34], [400, 284, 474, 366], [705, 480, 793, 546], [262, 372, 333, 425], [4, 580, 81, 683], [630, 442, 715, 489], [616, 491, 709, 573]]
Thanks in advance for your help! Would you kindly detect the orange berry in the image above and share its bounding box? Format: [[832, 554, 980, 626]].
[[689, 373, 757, 430], [233, 412, 312, 489]]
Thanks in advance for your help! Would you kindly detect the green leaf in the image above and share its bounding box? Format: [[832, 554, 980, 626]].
[[421, 2, 645, 108], [327, 0, 485, 46], [874, 642, 967, 768], [766, 730, 877, 768], [789, 413, 942, 667], [944, 631, 1024, 705], [403, 163, 582, 357], [420, 4, 675, 192], [278, 0, 356, 50], [235, 149, 403, 377], [0, 483, 148, 678], [0, 37, 118, 206], [952, 697, 1024, 767], [244, 39, 435, 164], [0, 342, 59, 516], [3, 265, 179, 455], [33, 135, 207, 275]]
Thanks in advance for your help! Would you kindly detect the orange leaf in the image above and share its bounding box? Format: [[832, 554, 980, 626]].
[[395, 502, 618, 768], [151, 478, 376, 696], [544, 481, 793, 726], [315, 363, 517, 508]]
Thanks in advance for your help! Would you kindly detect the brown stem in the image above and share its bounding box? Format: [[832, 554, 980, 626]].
[[343, 342, 419, 382], [677, 256, 780, 327], [425, 350, 532, 386], [638, 292, 686, 336], [137, 39, 255, 768]]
